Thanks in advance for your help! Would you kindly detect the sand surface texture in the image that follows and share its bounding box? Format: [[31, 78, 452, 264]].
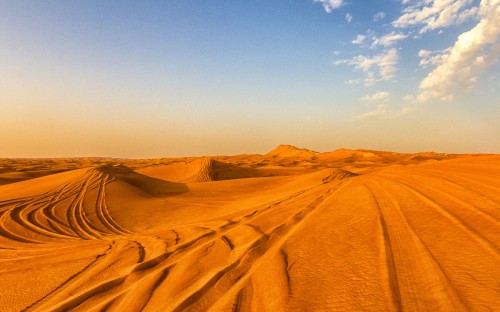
[[1, 146, 499, 311]]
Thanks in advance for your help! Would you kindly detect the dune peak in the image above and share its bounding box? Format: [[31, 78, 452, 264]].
[[186, 157, 217, 182], [322, 168, 359, 183], [266, 144, 318, 158]]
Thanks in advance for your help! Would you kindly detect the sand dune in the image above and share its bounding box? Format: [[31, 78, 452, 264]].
[[136, 158, 264, 183], [0, 146, 499, 311], [266, 144, 318, 158]]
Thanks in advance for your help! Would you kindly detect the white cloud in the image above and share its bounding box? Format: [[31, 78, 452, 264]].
[[352, 34, 366, 45], [314, 0, 344, 13], [417, 0, 500, 102], [361, 91, 390, 101], [336, 48, 400, 84], [345, 79, 360, 84], [418, 49, 431, 58], [418, 48, 451, 67], [371, 32, 409, 48], [374, 12, 386, 21], [393, 0, 480, 33], [346, 13, 353, 23]]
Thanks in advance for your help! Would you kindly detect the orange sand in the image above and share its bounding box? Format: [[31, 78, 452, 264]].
[[0, 146, 499, 311]]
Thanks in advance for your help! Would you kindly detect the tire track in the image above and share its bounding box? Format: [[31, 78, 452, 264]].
[[65, 174, 101, 239], [21, 241, 116, 312], [0, 210, 42, 244], [365, 180, 470, 311], [381, 173, 500, 247], [135, 266, 173, 311], [134, 240, 146, 263], [221, 235, 234, 250], [0, 168, 133, 243], [382, 172, 500, 223], [383, 176, 500, 257], [95, 174, 131, 235], [365, 186, 402, 312], [29, 240, 143, 312], [10, 203, 74, 240], [280, 248, 292, 296]]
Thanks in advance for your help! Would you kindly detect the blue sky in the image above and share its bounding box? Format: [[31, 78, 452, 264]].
[[1, 0, 499, 157]]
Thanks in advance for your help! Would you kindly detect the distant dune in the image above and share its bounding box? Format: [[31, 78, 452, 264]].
[[265, 144, 318, 158], [136, 157, 264, 183], [0, 146, 499, 311]]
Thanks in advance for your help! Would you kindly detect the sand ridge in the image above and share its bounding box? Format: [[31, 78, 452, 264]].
[[265, 144, 318, 158], [0, 146, 499, 311]]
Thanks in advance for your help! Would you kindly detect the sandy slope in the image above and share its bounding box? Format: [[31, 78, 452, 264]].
[[0, 148, 499, 311]]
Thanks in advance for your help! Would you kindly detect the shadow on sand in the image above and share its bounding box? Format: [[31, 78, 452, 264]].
[[98, 164, 189, 197]]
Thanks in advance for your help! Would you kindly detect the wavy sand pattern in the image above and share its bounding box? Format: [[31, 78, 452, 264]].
[[0, 146, 499, 311]]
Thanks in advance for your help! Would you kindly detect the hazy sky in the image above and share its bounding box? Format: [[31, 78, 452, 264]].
[[1, 0, 499, 157]]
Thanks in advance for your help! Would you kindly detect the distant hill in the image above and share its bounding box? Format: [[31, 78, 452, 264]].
[[266, 144, 318, 158]]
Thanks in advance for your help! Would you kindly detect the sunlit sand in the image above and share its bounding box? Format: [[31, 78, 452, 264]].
[[1, 145, 499, 311]]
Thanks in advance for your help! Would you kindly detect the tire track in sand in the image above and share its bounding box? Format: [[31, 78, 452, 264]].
[[382, 176, 500, 257], [365, 180, 470, 311], [365, 186, 403, 312]]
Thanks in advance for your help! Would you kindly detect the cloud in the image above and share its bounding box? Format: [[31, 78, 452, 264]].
[[393, 0, 480, 33], [346, 13, 353, 23], [335, 48, 399, 85], [403, 95, 414, 101], [361, 91, 390, 101], [352, 104, 389, 121], [352, 101, 420, 121], [417, 0, 500, 102], [340, 48, 400, 82], [374, 12, 386, 22], [363, 72, 379, 86], [418, 49, 431, 58], [371, 32, 409, 48], [345, 79, 360, 85], [352, 34, 366, 45], [314, 0, 344, 13], [418, 48, 451, 67]]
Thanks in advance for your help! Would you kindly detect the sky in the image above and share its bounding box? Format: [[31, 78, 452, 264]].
[[1, 0, 499, 158]]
